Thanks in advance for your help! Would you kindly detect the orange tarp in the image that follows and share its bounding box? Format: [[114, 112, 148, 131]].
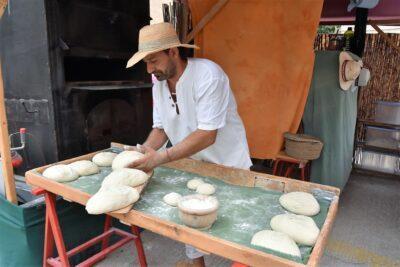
[[189, 0, 323, 159]]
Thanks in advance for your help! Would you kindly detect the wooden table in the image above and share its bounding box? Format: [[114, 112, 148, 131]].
[[26, 143, 340, 267]]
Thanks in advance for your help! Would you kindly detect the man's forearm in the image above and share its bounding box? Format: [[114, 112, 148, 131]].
[[166, 129, 217, 162], [143, 128, 168, 150]]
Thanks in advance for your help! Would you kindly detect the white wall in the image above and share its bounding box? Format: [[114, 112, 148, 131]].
[[150, 0, 172, 24]]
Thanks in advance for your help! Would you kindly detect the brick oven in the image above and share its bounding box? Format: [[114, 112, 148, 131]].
[[0, 0, 152, 173]]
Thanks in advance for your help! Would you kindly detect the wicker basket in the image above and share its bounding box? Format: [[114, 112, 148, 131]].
[[284, 133, 323, 160]]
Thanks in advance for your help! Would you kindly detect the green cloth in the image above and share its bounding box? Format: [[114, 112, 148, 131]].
[[134, 166, 331, 264], [0, 195, 106, 266], [303, 51, 359, 189]]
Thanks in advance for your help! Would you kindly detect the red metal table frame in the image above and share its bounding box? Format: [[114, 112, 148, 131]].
[[32, 188, 147, 267]]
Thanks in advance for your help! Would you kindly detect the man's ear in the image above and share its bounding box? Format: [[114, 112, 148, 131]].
[[170, 47, 179, 59]]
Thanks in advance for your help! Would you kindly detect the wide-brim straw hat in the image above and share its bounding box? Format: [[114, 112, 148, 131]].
[[126, 22, 199, 68], [339, 52, 363, 91]]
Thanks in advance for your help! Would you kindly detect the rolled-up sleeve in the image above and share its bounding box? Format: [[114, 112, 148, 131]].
[[196, 77, 229, 131]]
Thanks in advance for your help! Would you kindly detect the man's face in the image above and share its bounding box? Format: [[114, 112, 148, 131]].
[[143, 50, 177, 81]]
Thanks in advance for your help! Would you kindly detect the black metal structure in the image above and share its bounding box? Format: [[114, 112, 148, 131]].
[[351, 7, 369, 57], [0, 0, 152, 173]]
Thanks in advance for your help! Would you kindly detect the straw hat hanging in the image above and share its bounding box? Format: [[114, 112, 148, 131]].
[[338, 52, 363, 91]]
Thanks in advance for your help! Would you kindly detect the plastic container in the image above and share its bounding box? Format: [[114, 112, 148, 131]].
[[365, 126, 400, 149], [354, 149, 400, 174], [343, 27, 354, 51], [375, 101, 400, 125]]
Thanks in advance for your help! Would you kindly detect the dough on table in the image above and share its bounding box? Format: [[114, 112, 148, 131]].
[[251, 230, 301, 257], [42, 164, 79, 182], [101, 168, 149, 188], [68, 160, 99, 176], [270, 213, 320, 246], [163, 192, 182, 207], [196, 183, 216, 195], [112, 150, 145, 170], [92, 152, 117, 167], [279, 191, 320, 216], [86, 185, 139, 214], [187, 178, 204, 190]]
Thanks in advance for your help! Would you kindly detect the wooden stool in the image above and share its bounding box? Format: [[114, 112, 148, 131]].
[[272, 151, 310, 181]]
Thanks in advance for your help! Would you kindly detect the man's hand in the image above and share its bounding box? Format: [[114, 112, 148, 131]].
[[128, 145, 169, 172], [123, 144, 145, 153]]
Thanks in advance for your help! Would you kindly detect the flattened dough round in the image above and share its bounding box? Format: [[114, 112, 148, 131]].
[[163, 192, 182, 207], [270, 213, 320, 246], [251, 230, 301, 257], [92, 152, 117, 167], [279, 192, 320, 216], [187, 178, 204, 190], [68, 160, 99, 176], [86, 185, 139, 214], [42, 164, 79, 182], [112, 150, 145, 170], [196, 183, 216, 195], [101, 168, 149, 188]]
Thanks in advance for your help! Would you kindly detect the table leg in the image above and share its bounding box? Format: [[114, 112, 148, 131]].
[[131, 226, 147, 267], [284, 164, 294, 178], [44, 192, 70, 267], [272, 159, 280, 175], [101, 215, 112, 250], [43, 208, 54, 267], [300, 165, 306, 181]]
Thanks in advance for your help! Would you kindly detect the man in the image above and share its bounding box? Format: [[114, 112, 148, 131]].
[[126, 22, 252, 267]]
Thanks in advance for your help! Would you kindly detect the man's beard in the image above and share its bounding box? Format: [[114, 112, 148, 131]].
[[153, 60, 176, 81]]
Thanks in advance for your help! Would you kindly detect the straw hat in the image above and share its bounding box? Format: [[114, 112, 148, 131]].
[[339, 52, 363, 91], [126, 23, 199, 68]]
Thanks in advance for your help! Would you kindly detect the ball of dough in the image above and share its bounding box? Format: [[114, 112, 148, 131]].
[[196, 183, 216, 195], [187, 178, 204, 190], [42, 164, 79, 182], [92, 152, 117, 167], [112, 150, 145, 170], [270, 213, 320, 246], [101, 168, 149, 188], [86, 185, 139, 214], [251, 230, 301, 257], [279, 191, 320, 216], [163, 192, 182, 207], [68, 160, 99, 176]]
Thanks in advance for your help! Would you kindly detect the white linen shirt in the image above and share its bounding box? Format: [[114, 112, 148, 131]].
[[152, 58, 252, 170]]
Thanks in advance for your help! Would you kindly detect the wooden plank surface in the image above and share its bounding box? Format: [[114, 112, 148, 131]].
[[0, 63, 17, 204], [29, 149, 152, 213], [26, 145, 340, 267], [183, 0, 229, 44]]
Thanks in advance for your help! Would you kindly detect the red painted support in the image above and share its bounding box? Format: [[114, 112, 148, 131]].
[[32, 188, 147, 267], [45, 192, 70, 266], [132, 226, 147, 267], [43, 209, 55, 267], [101, 215, 112, 250]]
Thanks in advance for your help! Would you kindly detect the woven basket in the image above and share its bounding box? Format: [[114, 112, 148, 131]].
[[284, 133, 323, 160]]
